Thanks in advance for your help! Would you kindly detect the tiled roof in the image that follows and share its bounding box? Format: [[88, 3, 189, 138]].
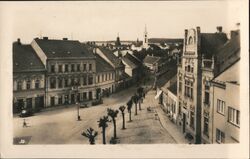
[[95, 54, 114, 73], [214, 31, 240, 77], [13, 42, 45, 72], [143, 55, 160, 65], [156, 67, 177, 88], [34, 38, 95, 58], [124, 53, 142, 65], [98, 47, 123, 68], [200, 33, 228, 59], [168, 82, 177, 95], [122, 56, 137, 69]]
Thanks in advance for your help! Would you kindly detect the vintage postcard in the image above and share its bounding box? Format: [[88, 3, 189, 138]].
[[0, 0, 249, 158]]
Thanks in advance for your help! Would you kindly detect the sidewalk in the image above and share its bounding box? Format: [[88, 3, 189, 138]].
[[144, 90, 189, 144]]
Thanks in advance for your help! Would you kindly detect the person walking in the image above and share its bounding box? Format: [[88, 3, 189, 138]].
[[23, 119, 27, 127]]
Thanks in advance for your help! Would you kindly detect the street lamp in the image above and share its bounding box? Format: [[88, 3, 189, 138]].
[[72, 79, 81, 121]]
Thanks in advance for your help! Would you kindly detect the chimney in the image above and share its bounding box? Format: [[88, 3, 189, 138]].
[[196, 26, 201, 33], [17, 38, 21, 45], [63, 37, 68, 40], [216, 26, 223, 33], [230, 30, 239, 39], [43, 37, 48, 40]]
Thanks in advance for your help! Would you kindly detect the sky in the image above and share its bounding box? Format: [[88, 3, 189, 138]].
[[0, 0, 242, 43]]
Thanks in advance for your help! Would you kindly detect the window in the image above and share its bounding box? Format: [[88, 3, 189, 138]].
[[216, 129, 225, 143], [217, 99, 225, 114], [58, 79, 63, 88], [203, 117, 209, 137], [17, 81, 22, 90], [82, 92, 87, 100], [102, 74, 104, 81], [26, 80, 31, 90], [105, 73, 108, 81], [77, 64, 81, 72], [228, 107, 240, 126], [178, 104, 181, 115], [64, 78, 68, 87], [71, 64, 75, 72], [51, 65, 55, 73], [179, 81, 182, 93], [184, 80, 193, 99], [89, 64, 92, 71], [97, 75, 100, 83], [70, 78, 74, 86], [58, 65, 63, 73], [88, 76, 93, 85], [58, 96, 63, 105], [190, 111, 195, 129], [83, 64, 87, 71], [35, 80, 40, 89], [50, 78, 56, 89], [50, 96, 55, 106], [65, 64, 69, 72], [188, 36, 193, 44], [204, 85, 210, 105], [83, 76, 87, 85]]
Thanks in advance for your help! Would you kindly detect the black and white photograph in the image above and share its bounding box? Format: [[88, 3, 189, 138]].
[[0, 0, 249, 158]]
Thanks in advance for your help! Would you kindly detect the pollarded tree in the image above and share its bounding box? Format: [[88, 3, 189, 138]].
[[107, 108, 119, 139], [119, 105, 126, 130], [98, 116, 110, 144], [127, 99, 133, 122], [132, 94, 139, 115], [81, 127, 98, 145]]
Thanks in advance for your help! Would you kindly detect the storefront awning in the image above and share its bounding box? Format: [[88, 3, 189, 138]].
[[154, 90, 163, 99]]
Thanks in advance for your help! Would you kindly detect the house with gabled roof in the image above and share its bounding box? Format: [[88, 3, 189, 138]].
[[95, 46, 130, 91]]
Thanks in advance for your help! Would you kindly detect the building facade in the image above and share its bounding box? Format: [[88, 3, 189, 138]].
[[31, 37, 97, 107], [177, 26, 229, 144], [13, 40, 46, 113]]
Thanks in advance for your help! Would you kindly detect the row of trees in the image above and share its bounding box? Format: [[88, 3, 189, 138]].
[[81, 86, 146, 145]]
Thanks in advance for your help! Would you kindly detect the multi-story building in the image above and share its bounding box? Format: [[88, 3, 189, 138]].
[[210, 30, 240, 144], [96, 47, 129, 91], [177, 26, 228, 144], [95, 54, 116, 98], [13, 39, 46, 113], [31, 37, 97, 107]]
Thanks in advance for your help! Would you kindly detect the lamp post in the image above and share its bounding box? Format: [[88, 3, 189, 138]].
[[72, 79, 81, 121]]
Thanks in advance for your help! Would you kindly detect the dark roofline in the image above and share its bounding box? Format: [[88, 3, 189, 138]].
[[213, 57, 240, 79]]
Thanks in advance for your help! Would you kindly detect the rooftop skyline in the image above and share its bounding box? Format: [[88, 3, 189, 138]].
[[1, 1, 242, 43]]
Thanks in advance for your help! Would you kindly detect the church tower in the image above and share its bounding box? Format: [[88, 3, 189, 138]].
[[143, 25, 149, 49]]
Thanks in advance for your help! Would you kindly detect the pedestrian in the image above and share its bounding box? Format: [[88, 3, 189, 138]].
[[23, 119, 27, 127]]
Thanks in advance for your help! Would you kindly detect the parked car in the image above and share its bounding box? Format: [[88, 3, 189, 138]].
[[19, 109, 33, 117]]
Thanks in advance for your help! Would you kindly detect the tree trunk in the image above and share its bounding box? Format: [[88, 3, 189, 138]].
[[139, 101, 141, 110], [135, 103, 138, 115], [113, 119, 117, 139], [122, 113, 125, 129], [102, 127, 106, 144], [129, 110, 132, 122]]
